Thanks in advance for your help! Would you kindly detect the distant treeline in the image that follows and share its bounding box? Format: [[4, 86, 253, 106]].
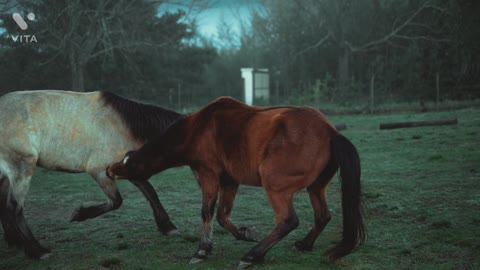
[[1, 0, 479, 110]]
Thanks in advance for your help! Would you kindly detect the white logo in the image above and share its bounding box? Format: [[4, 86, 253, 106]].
[[11, 12, 37, 43]]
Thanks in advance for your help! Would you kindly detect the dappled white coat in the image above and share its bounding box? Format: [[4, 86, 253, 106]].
[[0, 90, 142, 207]]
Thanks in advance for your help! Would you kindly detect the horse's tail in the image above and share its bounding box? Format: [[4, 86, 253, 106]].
[[324, 133, 366, 262]]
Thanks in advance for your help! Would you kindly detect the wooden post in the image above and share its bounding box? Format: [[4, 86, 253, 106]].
[[177, 83, 182, 110], [370, 74, 375, 114], [252, 69, 256, 105], [275, 80, 279, 104], [436, 72, 440, 109]]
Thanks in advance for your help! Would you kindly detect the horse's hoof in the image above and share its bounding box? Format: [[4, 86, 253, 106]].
[[238, 260, 254, 269], [189, 256, 205, 265], [189, 248, 210, 264], [239, 227, 260, 242], [70, 208, 81, 222], [70, 208, 87, 222], [166, 229, 179, 236], [25, 246, 51, 259], [238, 254, 263, 269], [40, 252, 52, 260], [294, 240, 312, 252], [159, 221, 178, 235]]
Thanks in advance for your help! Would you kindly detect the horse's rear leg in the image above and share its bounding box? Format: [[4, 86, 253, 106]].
[[0, 175, 20, 248], [9, 202, 51, 259], [71, 172, 123, 222], [0, 172, 51, 259], [129, 179, 177, 235], [294, 185, 331, 252], [216, 180, 258, 242], [295, 160, 338, 252], [239, 191, 299, 268]]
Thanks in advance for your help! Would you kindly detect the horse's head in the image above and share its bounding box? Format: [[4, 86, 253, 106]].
[[107, 150, 153, 181]]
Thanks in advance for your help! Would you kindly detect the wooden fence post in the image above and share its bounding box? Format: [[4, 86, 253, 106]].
[[370, 74, 375, 114], [436, 72, 440, 109]]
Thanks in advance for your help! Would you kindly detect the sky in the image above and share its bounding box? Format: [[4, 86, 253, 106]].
[[0, 1, 265, 48], [159, 0, 264, 48]]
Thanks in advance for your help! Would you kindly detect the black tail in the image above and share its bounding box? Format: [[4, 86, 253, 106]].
[[324, 133, 366, 262]]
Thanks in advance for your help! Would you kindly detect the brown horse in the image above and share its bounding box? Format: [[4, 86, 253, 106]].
[[0, 90, 179, 259], [107, 97, 366, 268]]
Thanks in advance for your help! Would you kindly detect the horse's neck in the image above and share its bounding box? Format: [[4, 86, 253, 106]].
[[165, 117, 188, 148], [142, 117, 188, 162]]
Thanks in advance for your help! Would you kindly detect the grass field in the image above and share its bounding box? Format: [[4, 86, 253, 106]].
[[1, 108, 479, 270]]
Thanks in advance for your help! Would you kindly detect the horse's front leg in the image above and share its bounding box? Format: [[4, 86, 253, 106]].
[[216, 180, 259, 242], [190, 170, 219, 264], [129, 179, 177, 235], [70, 171, 123, 222]]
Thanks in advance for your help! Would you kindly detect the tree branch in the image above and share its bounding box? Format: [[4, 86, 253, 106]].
[[345, 0, 447, 53], [87, 41, 171, 61], [291, 31, 330, 59], [0, 0, 18, 13]]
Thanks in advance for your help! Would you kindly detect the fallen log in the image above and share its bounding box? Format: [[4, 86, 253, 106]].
[[380, 118, 458, 130]]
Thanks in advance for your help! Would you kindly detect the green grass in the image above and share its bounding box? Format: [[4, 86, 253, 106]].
[[1, 108, 479, 269]]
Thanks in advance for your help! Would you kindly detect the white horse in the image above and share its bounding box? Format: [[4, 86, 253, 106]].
[[0, 90, 180, 259]]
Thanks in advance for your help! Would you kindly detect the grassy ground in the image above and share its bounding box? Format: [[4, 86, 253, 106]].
[[1, 108, 479, 270]]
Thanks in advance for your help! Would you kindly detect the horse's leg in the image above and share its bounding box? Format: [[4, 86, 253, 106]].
[[216, 180, 258, 242], [0, 174, 21, 248], [70, 171, 123, 221], [2, 161, 51, 259], [190, 171, 219, 264], [9, 200, 51, 259], [294, 185, 330, 251], [238, 190, 298, 268], [295, 160, 338, 251], [129, 179, 177, 235]]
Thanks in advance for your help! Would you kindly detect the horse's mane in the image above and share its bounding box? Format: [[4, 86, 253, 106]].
[[101, 91, 183, 142]]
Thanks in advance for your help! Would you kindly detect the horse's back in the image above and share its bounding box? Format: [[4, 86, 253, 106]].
[[0, 90, 138, 172], [210, 103, 336, 145], [194, 101, 337, 187], [0, 91, 55, 154], [0, 90, 105, 141], [201, 100, 337, 157]]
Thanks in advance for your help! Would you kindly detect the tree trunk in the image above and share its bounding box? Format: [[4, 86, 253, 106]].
[[337, 47, 350, 94], [71, 65, 85, 92], [379, 118, 458, 130], [370, 74, 375, 114], [69, 48, 86, 92]]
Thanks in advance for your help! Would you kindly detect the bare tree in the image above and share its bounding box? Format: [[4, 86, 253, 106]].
[[35, 0, 165, 91], [288, 0, 450, 92], [0, 0, 19, 13], [13, 0, 211, 91]]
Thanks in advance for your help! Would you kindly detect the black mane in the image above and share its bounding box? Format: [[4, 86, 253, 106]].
[[101, 91, 183, 142]]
